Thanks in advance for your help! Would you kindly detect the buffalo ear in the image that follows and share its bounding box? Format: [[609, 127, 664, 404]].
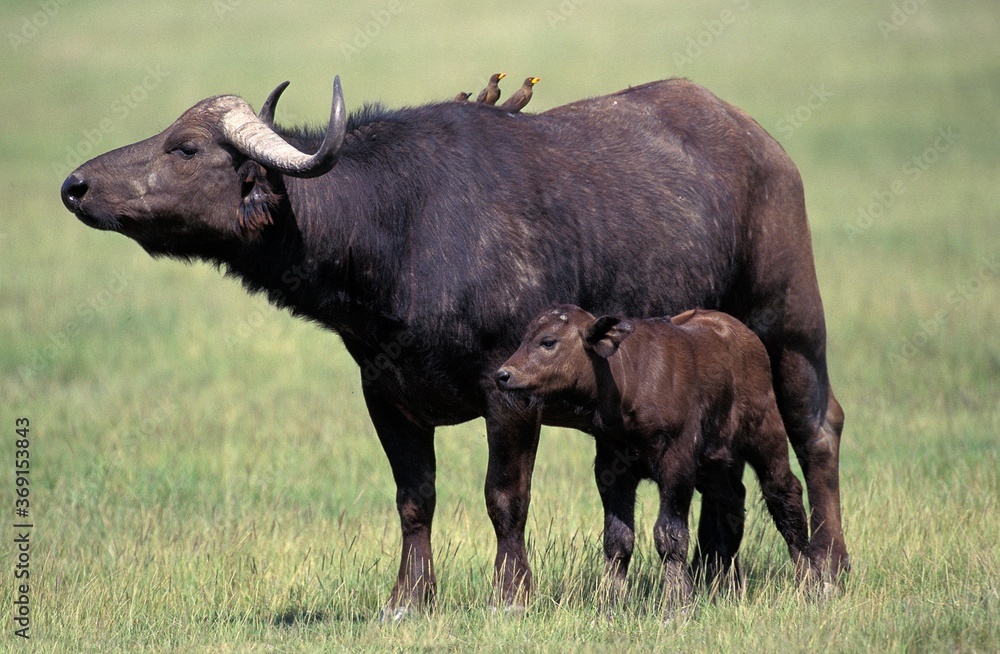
[[583, 315, 634, 358], [236, 160, 280, 235]]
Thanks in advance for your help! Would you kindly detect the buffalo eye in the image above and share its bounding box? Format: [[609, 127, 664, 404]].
[[170, 143, 198, 160], [539, 337, 557, 350]]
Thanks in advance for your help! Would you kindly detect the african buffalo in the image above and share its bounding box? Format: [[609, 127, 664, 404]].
[[496, 305, 813, 608], [61, 75, 848, 613]]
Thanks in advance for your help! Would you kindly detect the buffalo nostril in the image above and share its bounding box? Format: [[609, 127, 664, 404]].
[[61, 173, 89, 212]]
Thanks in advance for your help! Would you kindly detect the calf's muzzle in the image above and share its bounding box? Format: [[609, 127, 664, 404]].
[[494, 367, 525, 391]]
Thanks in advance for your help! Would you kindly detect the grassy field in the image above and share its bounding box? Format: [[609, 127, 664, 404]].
[[2, 0, 998, 651]]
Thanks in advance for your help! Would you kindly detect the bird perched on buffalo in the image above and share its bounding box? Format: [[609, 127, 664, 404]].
[[453, 91, 471, 102], [476, 72, 506, 105], [499, 77, 540, 113]]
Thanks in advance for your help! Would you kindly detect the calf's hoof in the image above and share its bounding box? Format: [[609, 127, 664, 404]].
[[489, 603, 527, 619], [378, 595, 433, 624], [812, 577, 843, 603]]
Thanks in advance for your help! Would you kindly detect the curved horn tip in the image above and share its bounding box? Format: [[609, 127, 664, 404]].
[[328, 75, 347, 148], [272, 75, 346, 179], [332, 76, 345, 121], [258, 80, 291, 123]]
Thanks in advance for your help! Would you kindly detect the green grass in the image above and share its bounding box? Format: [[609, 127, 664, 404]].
[[2, 0, 998, 650]]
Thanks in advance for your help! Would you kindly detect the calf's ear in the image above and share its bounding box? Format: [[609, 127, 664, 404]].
[[583, 315, 635, 358], [236, 160, 280, 236]]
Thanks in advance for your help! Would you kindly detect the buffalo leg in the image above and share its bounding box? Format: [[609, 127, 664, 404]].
[[594, 442, 641, 606], [740, 167, 850, 583], [364, 388, 437, 614], [774, 346, 849, 581], [692, 461, 746, 591], [483, 397, 542, 609]]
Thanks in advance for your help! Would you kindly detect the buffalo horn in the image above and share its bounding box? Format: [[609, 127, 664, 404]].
[[220, 76, 346, 178], [258, 80, 290, 124]]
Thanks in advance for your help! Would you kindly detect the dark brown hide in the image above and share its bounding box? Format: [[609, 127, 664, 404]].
[[497, 305, 813, 606], [61, 78, 847, 611]]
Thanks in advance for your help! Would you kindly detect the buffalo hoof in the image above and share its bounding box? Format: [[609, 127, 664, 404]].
[[378, 606, 416, 624], [595, 583, 627, 620], [661, 602, 695, 624]]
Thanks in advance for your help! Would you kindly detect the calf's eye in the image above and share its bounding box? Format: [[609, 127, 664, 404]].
[[540, 337, 557, 349]]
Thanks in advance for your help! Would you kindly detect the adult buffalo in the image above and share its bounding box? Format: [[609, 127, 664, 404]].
[[61, 76, 848, 612]]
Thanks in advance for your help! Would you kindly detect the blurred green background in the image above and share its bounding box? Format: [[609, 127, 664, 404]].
[[1, 0, 997, 651]]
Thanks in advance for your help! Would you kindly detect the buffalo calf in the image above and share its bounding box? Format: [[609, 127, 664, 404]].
[[496, 305, 812, 608]]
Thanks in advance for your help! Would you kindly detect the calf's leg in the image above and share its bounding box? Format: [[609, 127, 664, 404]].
[[651, 437, 697, 612], [364, 388, 437, 616], [744, 405, 811, 580], [653, 486, 695, 611], [692, 461, 746, 591], [594, 442, 641, 605]]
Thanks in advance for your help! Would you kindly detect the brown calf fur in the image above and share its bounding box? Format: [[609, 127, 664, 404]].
[[496, 305, 813, 609]]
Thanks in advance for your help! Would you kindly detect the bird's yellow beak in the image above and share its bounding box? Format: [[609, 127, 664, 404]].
[[530, 77, 540, 84], [498, 73, 507, 80]]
